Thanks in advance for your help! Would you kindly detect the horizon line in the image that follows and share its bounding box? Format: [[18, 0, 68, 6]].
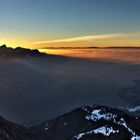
[[39, 46, 140, 50]]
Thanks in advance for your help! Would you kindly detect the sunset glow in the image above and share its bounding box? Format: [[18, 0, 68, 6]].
[[1, 1, 140, 135], [0, 0, 140, 49]]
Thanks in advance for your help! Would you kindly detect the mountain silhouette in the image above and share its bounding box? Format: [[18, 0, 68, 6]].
[[0, 45, 46, 58]]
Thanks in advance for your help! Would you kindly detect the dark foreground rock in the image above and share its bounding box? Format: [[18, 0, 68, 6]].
[[0, 45, 46, 58], [0, 105, 140, 140], [0, 115, 26, 140]]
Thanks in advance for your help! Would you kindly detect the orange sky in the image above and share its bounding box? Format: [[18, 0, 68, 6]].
[[1, 0, 140, 50], [0, 34, 140, 49]]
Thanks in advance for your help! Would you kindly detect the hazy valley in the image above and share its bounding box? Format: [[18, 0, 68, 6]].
[[1, 46, 140, 124]]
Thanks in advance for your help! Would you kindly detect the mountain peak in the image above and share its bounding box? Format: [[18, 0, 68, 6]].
[[0, 45, 46, 58]]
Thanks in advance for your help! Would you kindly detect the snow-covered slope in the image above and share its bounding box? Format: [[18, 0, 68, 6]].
[[73, 106, 140, 140], [28, 105, 140, 140]]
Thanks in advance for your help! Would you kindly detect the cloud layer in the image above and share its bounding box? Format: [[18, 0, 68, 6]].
[[32, 33, 140, 44]]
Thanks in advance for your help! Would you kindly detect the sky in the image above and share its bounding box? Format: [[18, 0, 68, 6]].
[[0, 0, 140, 48]]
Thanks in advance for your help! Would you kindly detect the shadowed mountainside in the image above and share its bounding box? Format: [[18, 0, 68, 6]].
[[0, 105, 140, 140]]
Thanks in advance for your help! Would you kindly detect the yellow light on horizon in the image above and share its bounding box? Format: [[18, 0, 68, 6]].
[[0, 39, 30, 49]]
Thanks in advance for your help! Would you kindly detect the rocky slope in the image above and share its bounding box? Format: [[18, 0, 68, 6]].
[[0, 115, 27, 140], [1, 105, 140, 140], [35, 105, 140, 140]]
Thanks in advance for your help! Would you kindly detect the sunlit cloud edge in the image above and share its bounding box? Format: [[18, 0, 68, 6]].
[[31, 33, 140, 44]]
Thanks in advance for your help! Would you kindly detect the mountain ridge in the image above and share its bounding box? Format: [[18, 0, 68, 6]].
[[0, 105, 140, 140], [0, 45, 46, 58]]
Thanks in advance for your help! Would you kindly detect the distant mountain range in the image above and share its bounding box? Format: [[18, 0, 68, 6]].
[[0, 45, 46, 58], [40, 46, 140, 50], [1, 105, 140, 140], [1, 45, 140, 58]]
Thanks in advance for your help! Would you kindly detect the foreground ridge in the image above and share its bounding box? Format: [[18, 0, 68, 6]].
[[0, 105, 140, 140]]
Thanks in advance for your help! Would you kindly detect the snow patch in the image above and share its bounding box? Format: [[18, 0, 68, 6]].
[[45, 128, 48, 131], [86, 109, 117, 122], [74, 126, 119, 140], [83, 107, 140, 140], [128, 106, 140, 112], [64, 122, 67, 126], [131, 136, 140, 140], [94, 126, 119, 136]]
